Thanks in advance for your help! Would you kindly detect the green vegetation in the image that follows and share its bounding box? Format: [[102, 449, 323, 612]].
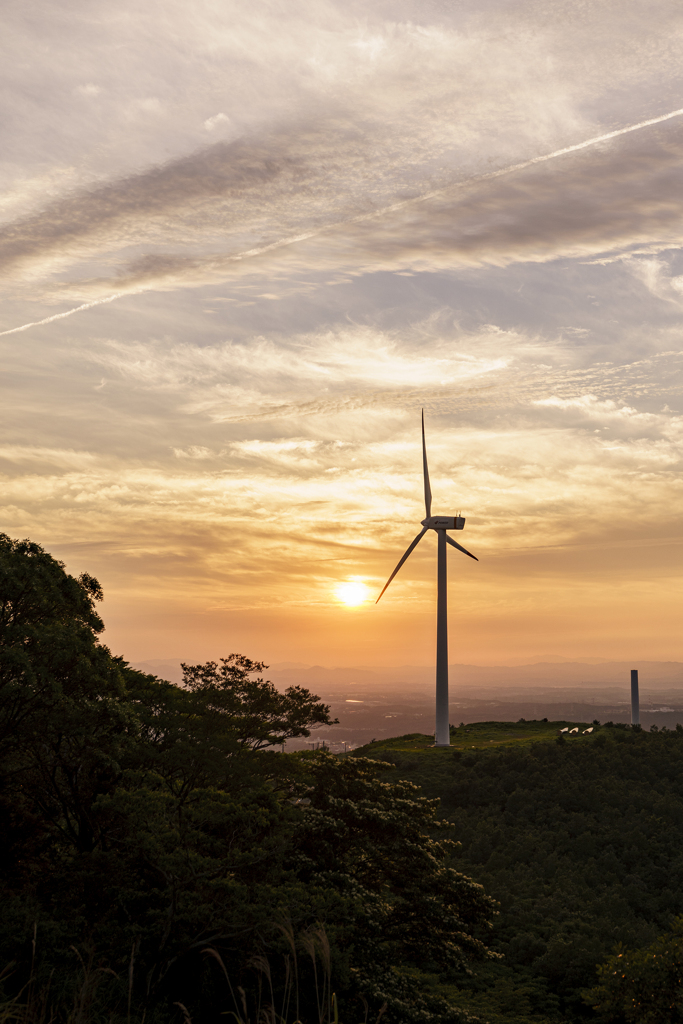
[[355, 724, 683, 1023], [584, 916, 683, 1022], [5, 531, 683, 1024], [0, 535, 496, 1024]]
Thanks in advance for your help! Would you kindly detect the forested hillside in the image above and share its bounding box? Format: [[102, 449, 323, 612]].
[[356, 726, 683, 1023], [4, 531, 683, 1024], [0, 534, 496, 1024]]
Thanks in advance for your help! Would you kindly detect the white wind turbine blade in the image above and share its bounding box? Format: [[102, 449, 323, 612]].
[[376, 527, 429, 603], [422, 410, 432, 518], [445, 533, 478, 561]]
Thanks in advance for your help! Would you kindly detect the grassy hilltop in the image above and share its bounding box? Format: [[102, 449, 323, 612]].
[[353, 721, 683, 1024]]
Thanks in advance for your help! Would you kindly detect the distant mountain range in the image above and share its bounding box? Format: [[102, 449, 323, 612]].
[[131, 658, 683, 748], [133, 658, 683, 693]]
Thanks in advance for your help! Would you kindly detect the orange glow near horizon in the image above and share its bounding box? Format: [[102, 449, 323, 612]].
[[3, 3, 683, 673]]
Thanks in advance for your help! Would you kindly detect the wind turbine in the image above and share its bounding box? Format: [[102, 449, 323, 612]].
[[376, 412, 478, 747]]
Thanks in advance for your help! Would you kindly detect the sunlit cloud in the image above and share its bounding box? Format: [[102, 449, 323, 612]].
[[3, 0, 683, 665], [1, 3, 683, 313]]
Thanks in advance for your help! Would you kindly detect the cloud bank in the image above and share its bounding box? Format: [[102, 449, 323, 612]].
[[3, 0, 683, 664]]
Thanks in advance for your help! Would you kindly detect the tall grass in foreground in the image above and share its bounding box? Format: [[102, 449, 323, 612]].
[[0, 924, 387, 1024], [0, 942, 122, 1024], [200, 922, 386, 1024]]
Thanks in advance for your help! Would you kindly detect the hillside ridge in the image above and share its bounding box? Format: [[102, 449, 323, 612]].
[[351, 721, 683, 1024]]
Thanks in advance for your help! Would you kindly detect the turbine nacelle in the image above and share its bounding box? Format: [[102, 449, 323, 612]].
[[421, 516, 466, 531], [376, 415, 478, 607]]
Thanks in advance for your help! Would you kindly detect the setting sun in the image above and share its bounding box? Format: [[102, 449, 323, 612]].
[[335, 580, 370, 606]]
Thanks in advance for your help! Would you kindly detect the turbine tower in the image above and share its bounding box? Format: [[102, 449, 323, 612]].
[[376, 412, 478, 747]]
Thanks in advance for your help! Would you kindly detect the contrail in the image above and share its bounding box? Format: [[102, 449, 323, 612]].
[[2, 104, 683, 337], [218, 103, 683, 248], [0, 292, 125, 337], [355, 104, 683, 219]]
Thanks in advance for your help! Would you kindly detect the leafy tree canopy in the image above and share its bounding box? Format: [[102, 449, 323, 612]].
[[0, 534, 124, 777], [586, 917, 683, 1023], [357, 726, 683, 1023], [181, 653, 338, 749], [0, 534, 495, 1024], [0, 533, 103, 635]]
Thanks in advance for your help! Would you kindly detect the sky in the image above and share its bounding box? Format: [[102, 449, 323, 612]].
[[2, 0, 683, 669]]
